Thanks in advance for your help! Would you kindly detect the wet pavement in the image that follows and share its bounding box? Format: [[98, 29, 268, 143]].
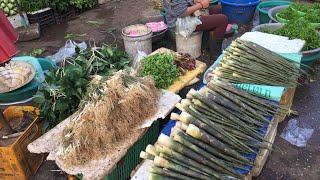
[[12, 0, 320, 179]]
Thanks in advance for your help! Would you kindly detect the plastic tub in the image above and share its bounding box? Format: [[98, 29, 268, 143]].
[[256, 1, 293, 24], [0, 58, 56, 103], [221, 0, 260, 24], [176, 31, 203, 59], [152, 28, 167, 43], [268, 5, 289, 23], [122, 24, 153, 61], [275, 13, 290, 23]]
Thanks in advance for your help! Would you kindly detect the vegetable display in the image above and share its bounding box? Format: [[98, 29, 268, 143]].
[[141, 53, 180, 89], [263, 18, 320, 51], [208, 39, 304, 87], [141, 78, 281, 179], [33, 45, 130, 130], [0, 0, 18, 17], [58, 70, 160, 165], [174, 53, 197, 74], [277, 3, 320, 24]]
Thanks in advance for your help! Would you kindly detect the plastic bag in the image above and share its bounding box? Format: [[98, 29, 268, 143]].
[[47, 40, 87, 64], [176, 16, 202, 38], [280, 119, 314, 147], [133, 50, 147, 71]]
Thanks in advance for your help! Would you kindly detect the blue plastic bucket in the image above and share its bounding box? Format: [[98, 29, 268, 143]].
[[221, 0, 260, 23]]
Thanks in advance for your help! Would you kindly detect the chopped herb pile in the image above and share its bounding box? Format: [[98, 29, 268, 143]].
[[33, 45, 130, 130], [263, 18, 320, 51], [141, 53, 180, 89], [277, 3, 320, 23]]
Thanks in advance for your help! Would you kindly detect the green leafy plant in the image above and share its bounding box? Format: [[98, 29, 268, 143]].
[[34, 45, 130, 130], [19, 0, 50, 12], [141, 53, 180, 89], [50, 0, 70, 12], [277, 7, 299, 21], [263, 18, 320, 51], [70, 0, 97, 9]]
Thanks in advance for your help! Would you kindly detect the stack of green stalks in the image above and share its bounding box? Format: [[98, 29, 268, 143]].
[[140, 79, 285, 180], [211, 39, 305, 87]]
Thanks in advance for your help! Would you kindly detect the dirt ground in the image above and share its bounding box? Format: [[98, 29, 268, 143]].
[[13, 0, 320, 179]]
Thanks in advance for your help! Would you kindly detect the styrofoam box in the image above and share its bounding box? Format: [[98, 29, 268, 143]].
[[7, 12, 29, 28]]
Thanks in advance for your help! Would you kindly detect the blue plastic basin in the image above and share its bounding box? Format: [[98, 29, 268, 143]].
[[221, 0, 260, 23]]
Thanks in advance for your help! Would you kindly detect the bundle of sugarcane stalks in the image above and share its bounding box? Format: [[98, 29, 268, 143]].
[[140, 78, 285, 180], [209, 39, 306, 88]]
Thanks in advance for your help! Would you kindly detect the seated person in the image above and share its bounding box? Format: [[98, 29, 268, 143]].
[[164, 0, 228, 58]]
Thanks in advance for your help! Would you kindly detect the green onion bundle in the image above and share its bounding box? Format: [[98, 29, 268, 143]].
[[212, 39, 305, 87], [140, 79, 282, 180]]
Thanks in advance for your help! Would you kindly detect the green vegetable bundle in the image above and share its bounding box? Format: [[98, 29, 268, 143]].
[[0, 0, 17, 17], [140, 79, 281, 179], [263, 18, 320, 51], [141, 53, 180, 89], [33, 45, 130, 130], [211, 39, 304, 87]]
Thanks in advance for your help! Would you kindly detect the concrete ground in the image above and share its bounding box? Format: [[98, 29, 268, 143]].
[[13, 0, 320, 179]]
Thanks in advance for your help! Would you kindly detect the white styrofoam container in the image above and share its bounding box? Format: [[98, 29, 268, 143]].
[[7, 12, 29, 29]]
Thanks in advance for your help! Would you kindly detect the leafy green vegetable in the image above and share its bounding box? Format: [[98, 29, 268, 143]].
[[277, 7, 299, 21], [19, 0, 50, 12], [141, 53, 180, 89], [278, 3, 320, 23], [304, 9, 320, 23], [64, 33, 87, 39], [290, 3, 309, 13], [70, 0, 97, 9], [262, 18, 320, 51], [34, 45, 130, 130], [105, 27, 117, 33], [21, 48, 46, 57], [50, 0, 70, 12], [87, 19, 104, 25]]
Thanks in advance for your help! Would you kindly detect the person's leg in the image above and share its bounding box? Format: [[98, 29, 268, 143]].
[[209, 5, 222, 15], [195, 14, 227, 38], [195, 14, 228, 58]]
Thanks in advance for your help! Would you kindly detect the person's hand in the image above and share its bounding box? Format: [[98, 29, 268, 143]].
[[198, 0, 210, 8]]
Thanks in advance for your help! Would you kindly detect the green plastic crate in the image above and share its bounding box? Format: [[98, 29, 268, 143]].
[[76, 120, 160, 180]]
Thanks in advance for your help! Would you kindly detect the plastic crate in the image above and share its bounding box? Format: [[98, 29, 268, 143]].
[[54, 7, 76, 23], [0, 106, 45, 180], [76, 120, 160, 180], [27, 8, 56, 30]]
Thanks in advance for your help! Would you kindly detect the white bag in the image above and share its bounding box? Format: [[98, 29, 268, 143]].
[[47, 40, 87, 64], [133, 50, 147, 71], [176, 16, 202, 38]]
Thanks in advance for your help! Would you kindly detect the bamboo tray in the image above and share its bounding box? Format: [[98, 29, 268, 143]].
[[150, 48, 207, 94]]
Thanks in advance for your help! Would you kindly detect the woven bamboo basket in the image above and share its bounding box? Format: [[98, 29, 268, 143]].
[[0, 61, 36, 93]]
